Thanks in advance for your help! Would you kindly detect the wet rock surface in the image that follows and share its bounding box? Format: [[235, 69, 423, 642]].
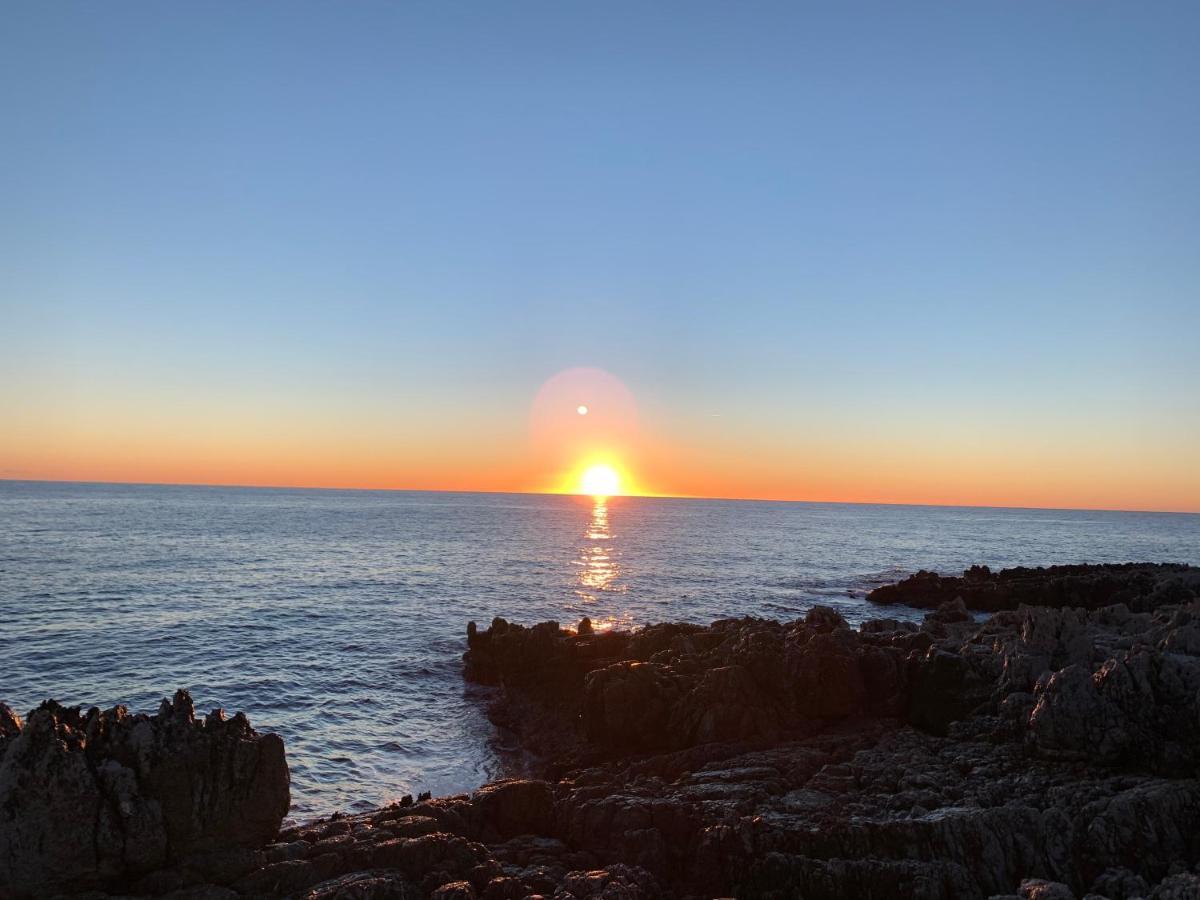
[[5, 562, 1200, 899]]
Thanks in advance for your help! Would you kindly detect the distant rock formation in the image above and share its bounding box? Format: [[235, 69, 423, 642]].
[[0, 689, 289, 897], [866, 561, 1199, 612]]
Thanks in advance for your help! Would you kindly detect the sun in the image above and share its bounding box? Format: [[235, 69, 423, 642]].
[[579, 464, 621, 497]]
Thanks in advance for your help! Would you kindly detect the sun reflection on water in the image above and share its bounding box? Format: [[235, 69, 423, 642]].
[[574, 497, 627, 613]]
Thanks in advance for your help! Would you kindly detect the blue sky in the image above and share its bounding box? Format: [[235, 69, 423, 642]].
[[2, 2, 1198, 509]]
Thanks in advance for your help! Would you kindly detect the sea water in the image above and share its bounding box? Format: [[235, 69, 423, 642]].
[[2, 480, 1196, 817]]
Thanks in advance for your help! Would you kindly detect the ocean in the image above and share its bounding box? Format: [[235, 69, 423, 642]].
[[1, 480, 1196, 819]]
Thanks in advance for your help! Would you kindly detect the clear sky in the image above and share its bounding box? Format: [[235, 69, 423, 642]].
[[2, 2, 1198, 511]]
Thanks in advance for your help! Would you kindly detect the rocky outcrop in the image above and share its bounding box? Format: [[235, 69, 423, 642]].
[[0, 689, 289, 897], [867, 562, 1200, 613], [1028, 647, 1200, 772], [9, 562, 1200, 899], [464, 607, 919, 766], [444, 565, 1200, 899]]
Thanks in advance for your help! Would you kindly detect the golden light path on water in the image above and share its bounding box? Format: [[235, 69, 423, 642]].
[[573, 496, 632, 631]]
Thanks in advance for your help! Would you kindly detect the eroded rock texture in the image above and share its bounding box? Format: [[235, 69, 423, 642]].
[[7, 562, 1200, 899], [463, 607, 922, 769], [447, 563, 1200, 899], [0, 689, 289, 897]]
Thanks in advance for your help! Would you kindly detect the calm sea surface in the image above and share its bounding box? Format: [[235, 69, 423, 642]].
[[1, 480, 1197, 818]]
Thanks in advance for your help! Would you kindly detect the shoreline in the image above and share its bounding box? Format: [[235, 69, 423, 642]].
[[3, 562, 1200, 898]]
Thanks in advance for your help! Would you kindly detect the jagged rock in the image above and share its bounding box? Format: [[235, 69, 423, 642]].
[[906, 647, 991, 733], [1018, 879, 1076, 900], [301, 870, 420, 898], [452, 564, 1200, 898], [0, 705, 20, 750], [473, 780, 555, 840], [868, 563, 1199, 613], [13, 562, 1200, 899], [1150, 872, 1200, 899], [996, 606, 1098, 694], [582, 661, 684, 751], [1028, 650, 1200, 772], [1089, 866, 1151, 898], [430, 880, 476, 899], [805, 605, 850, 632], [556, 864, 662, 899], [925, 597, 973, 625], [463, 619, 631, 691], [0, 690, 289, 897], [469, 611, 913, 760]]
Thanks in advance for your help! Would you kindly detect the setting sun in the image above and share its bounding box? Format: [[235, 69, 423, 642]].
[[579, 464, 621, 496]]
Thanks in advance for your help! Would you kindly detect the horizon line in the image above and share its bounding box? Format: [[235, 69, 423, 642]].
[[2, 476, 1197, 517]]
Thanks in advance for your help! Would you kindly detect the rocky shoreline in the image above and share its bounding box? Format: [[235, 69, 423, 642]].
[[3, 562, 1200, 899]]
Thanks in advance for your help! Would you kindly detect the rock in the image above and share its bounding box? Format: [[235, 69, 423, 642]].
[[183, 846, 266, 884], [0, 705, 20, 749], [674, 663, 779, 744], [996, 606, 1097, 694], [0, 690, 289, 897], [582, 661, 683, 751], [450, 564, 1200, 898], [557, 865, 661, 899], [868, 563, 1200, 613], [470, 615, 913, 761], [473, 780, 555, 840], [1019, 878, 1077, 899], [464, 619, 631, 691], [12, 562, 1200, 899], [235, 858, 328, 895], [789, 630, 870, 718], [1150, 872, 1200, 899], [1089, 867, 1150, 898], [160, 887, 241, 900], [805, 605, 850, 632], [430, 880, 477, 899], [925, 597, 973, 625], [301, 870, 419, 898], [1028, 651, 1200, 772], [860, 617, 915, 634], [907, 647, 990, 734]]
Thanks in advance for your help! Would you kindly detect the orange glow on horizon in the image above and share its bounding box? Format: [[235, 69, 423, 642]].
[[4, 423, 1199, 512], [3, 462, 1197, 513], [2, 365, 1198, 513], [4, 427, 1199, 512]]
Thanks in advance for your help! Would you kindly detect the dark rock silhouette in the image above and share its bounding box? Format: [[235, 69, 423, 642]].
[[867, 561, 1200, 612], [5, 562, 1200, 898], [0, 689, 289, 897]]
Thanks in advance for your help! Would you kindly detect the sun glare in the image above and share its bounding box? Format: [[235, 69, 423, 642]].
[[580, 464, 621, 497]]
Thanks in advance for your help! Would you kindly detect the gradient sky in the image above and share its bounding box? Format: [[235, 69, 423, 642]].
[[2, 2, 1198, 511]]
